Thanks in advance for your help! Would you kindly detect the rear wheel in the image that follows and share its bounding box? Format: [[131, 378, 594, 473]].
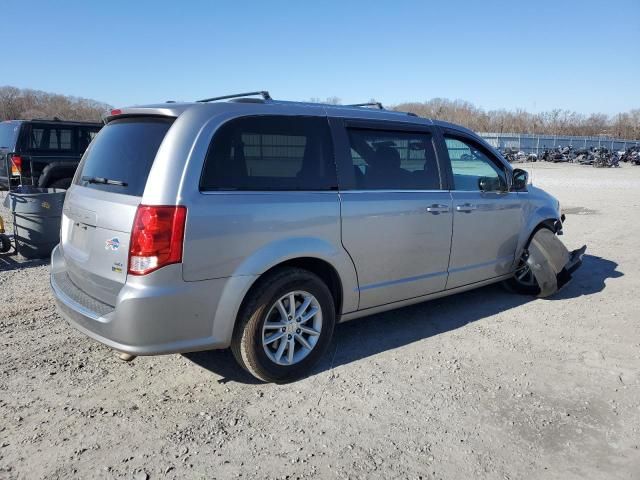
[[231, 267, 335, 383]]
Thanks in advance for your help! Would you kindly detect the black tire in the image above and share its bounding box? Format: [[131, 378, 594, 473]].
[[48, 178, 73, 189], [0, 234, 11, 253], [231, 267, 336, 383]]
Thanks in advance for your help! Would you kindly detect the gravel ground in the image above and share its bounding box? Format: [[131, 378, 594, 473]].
[[1, 162, 639, 479]]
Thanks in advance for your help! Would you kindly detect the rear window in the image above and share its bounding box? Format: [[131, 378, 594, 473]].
[[200, 115, 336, 191], [74, 117, 173, 196]]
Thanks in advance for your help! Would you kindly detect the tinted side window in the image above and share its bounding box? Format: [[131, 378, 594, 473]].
[[200, 116, 336, 191], [28, 125, 73, 151], [445, 136, 507, 191], [345, 128, 440, 190]]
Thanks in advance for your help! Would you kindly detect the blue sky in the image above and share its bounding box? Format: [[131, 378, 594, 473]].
[[2, 0, 639, 114]]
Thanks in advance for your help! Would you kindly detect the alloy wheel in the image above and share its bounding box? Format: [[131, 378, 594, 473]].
[[513, 251, 538, 287], [261, 290, 323, 366]]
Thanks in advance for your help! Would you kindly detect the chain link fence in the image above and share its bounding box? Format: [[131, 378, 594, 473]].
[[479, 133, 640, 154]]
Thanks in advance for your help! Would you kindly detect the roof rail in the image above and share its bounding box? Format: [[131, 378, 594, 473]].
[[347, 102, 384, 110], [197, 91, 272, 103]]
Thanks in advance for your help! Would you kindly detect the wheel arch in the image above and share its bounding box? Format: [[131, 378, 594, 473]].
[[239, 257, 346, 320], [221, 256, 347, 351], [231, 237, 358, 314]]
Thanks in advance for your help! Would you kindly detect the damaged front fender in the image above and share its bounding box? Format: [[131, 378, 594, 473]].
[[526, 229, 587, 297]]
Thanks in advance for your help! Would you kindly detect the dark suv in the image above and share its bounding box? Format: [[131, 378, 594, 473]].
[[0, 119, 102, 189]]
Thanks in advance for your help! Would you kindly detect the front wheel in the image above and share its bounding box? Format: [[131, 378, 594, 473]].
[[504, 249, 541, 295], [231, 268, 335, 383]]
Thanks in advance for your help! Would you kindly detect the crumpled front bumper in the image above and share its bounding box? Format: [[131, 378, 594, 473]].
[[526, 228, 587, 297]]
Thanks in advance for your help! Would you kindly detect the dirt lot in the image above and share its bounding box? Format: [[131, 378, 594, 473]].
[[1, 162, 639, 480]]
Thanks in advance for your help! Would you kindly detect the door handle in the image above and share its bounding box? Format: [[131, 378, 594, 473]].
[[456, 203, 477, 212], [426, 204, 450, 214]]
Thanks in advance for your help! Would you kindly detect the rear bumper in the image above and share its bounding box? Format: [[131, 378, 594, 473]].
[[50, 245, 256, 355]]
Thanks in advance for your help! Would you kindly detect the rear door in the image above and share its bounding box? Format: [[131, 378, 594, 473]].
[[61, 117, 174, 306], [332, 119, 453, 309], [441, 131, 523, 289]]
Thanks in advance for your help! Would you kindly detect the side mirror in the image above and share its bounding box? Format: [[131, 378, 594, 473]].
[[512, 168, 529, 191], [478, 176, 507, 192]]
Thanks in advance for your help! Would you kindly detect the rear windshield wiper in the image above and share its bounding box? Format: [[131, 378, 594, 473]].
[[81, 176, 128, 187]]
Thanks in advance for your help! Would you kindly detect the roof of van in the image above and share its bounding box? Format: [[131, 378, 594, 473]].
[[105, 98, 476, 136]]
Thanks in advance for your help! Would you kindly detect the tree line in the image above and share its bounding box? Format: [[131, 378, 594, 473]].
[[2, 86, 639, 139], [0, 86, 111, 123], [315, 96, 640, 140], [392, 98, 640, 139]]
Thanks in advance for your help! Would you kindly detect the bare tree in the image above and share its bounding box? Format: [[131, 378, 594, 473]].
[[3, 85, 638, 139], [0, 85, 111, 122], [393, 98, 640, 139], [0, 86, 23, 120]]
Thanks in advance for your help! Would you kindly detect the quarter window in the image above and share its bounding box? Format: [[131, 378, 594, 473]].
[[200, 116, 336, 191], [444, 136, 507, 191], [344, 129, 440, 190]]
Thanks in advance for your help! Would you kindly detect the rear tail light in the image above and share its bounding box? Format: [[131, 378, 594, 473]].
[[128, 205, 187, 275], [10, 155, 22, 176]]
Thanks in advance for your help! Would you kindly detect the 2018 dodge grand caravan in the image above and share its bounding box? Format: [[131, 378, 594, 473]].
[[50, 93, 584, 382]]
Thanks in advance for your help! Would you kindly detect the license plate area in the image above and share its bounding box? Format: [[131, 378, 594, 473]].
[[63, 217, 96, 264], [70, 221, 94, 251]]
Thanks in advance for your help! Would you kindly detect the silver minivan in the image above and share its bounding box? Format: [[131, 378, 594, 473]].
[[50, 92, 584, 382]]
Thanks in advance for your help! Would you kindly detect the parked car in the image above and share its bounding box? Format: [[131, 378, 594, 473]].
[[0, 119, 102, 190], [50, 93, 584, 382]]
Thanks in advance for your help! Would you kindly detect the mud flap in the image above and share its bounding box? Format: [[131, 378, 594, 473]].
[[526, 229, 586, 298]]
